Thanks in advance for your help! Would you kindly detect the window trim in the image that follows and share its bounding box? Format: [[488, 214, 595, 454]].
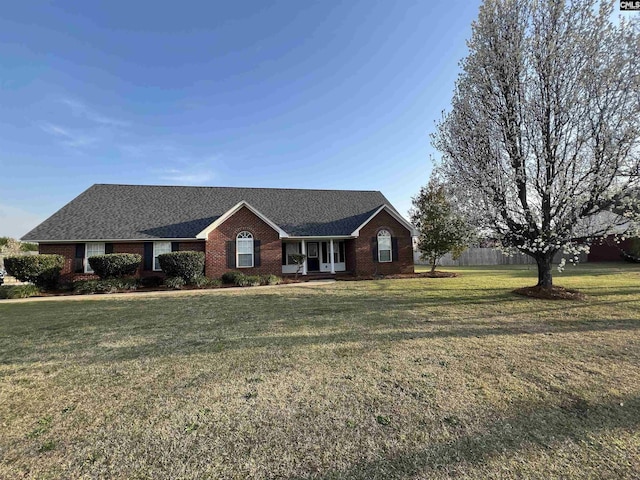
[[285, 241, 302, 265], [377, 230, 392, 263], [85, 242, 106, 274], [236, 231, 254, 268], [153, 241, 172, 271]]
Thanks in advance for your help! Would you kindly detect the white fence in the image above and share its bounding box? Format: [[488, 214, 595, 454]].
[[414, 248, 587, 266]]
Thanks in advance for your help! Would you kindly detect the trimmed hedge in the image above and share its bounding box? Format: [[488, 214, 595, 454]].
[[88, 253, 142, 279], [157, 251, 205, 283], [3, 254, 64, 289]]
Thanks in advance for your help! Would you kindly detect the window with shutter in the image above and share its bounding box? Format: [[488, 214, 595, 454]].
[[153, 242, 172, 271], [236, 231, 254, 268], [377, 230, 392, 263]]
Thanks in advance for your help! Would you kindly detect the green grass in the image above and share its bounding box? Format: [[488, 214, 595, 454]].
[[0, 263, 639, 479]]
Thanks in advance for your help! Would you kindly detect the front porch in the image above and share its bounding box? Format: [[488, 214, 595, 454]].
[[281, 238, 350, 275]]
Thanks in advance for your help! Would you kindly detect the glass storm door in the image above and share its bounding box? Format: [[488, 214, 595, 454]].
[[307, 242, 320, 271]]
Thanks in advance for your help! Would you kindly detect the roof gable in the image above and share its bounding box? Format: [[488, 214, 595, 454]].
[[195, 201, 289, 239], [350, 204, 418, 237]]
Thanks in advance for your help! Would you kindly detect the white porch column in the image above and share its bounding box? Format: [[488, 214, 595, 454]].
[[329, 239, 335, 274], [301, 240, 307, 275]]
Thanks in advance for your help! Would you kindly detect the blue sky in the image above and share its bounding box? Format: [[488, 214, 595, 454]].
[[0, 0, 481, 239]]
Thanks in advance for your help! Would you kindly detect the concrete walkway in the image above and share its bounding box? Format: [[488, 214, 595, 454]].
[[0, 279, 337, 305]]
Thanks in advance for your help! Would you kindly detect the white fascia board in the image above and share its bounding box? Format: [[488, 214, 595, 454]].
[[350, 204, 418, 237], [195, 201, 289, 239]]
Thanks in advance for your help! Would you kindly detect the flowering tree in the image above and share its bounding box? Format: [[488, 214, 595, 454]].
[[432, 0, 640, 288], [410, 174, 472, 273], [0, 238, 22, 256]]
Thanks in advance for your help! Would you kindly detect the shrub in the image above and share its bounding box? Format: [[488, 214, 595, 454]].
[[191, 274, 211, 288], [88, 253, 142, 279], [260, 274, 281, 286], [189, 275, 222, 288], [73, 280, 100, 295], [0, 284, 41, 299], [73, 278, 138, 294], [221, 271, 246, 285], [139, 275, 163, 288], [189, 276, 222, 288], [3, 254, 64, 289], [157, 251, 205, 283], [238, 275, 261, 287], [165, 276, 186, 289]]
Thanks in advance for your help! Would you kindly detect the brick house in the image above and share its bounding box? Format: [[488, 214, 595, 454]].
[[22, 184, 417, 280]]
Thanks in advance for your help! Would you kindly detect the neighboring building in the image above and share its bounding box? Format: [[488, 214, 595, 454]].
[[22, 184, 416, 280], [588, 236, 634, 262]]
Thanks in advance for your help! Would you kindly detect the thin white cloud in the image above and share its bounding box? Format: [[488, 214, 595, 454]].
[[89, 113, 130, 127], [43, 99, 218, 184], [58, 97, 85, 115], [119, 143, 181, 158], [156, 162, 216, 185], [58, 97, 130, 127], [0, 204, 45, 239], [158, 169, 215, 185], [39, 122, 97, 148], [121, 143, 219, 185]]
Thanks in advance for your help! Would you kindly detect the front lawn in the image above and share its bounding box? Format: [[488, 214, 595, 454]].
[[1, 264, 639, 479]]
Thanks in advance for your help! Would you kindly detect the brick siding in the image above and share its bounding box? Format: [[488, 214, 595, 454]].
[[353, 209, 414, 275], [205, 206, 281, 278], [588, 236, 632, 262], [39, 243, 78, 281], [39, 241, 206, 281]]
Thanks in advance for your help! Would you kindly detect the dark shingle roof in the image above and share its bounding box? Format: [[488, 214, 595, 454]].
[[23, 184, 405, 241]]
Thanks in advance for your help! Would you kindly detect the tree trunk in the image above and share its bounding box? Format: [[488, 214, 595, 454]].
[[430, 258, 437, 273], [535, 255, 553, 288]]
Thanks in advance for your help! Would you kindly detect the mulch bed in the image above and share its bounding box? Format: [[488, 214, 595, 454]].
[[9, 279, 307, 298], [512, 285, 587, 301], [419, 271, 459, 278]]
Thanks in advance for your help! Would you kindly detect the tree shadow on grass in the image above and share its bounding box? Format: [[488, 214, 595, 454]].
[[289, 395, 640, 480]]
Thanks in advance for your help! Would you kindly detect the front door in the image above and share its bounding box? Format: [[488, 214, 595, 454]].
[[307, 242, 320, 271]]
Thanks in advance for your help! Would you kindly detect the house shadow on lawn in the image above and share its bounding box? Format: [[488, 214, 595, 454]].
[[1, 288, 639, 366], [10, 315, 637, 367], [288, 395, 640, 480]]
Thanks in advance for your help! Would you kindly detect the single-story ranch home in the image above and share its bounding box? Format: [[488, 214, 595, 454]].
[[22, 184, 417, 280]]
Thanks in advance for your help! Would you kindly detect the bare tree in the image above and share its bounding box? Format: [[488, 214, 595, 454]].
[[289, 253, 307, 280], [433, 0, 640, 288]]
